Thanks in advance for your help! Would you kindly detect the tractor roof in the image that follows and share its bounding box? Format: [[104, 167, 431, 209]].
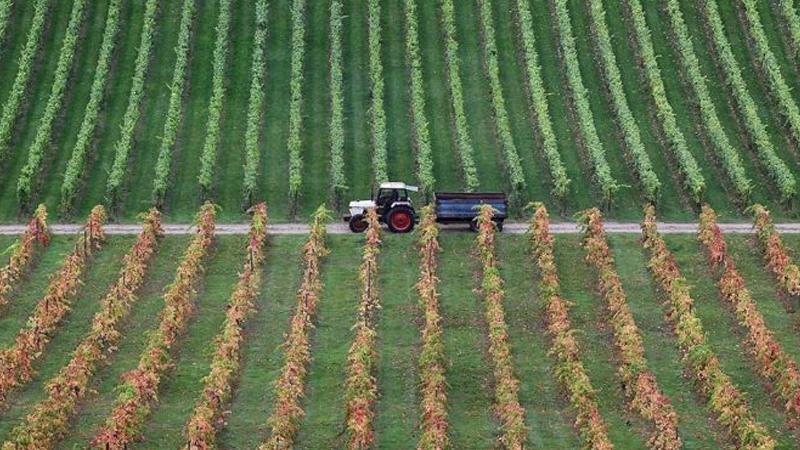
[[379, 182, 418, 192]]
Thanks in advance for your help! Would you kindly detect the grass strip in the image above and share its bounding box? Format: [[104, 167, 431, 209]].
[[578, 208, 680, 449], [183, 203, 267, 448], [586, 0, 660, 202], [150, 0, 197, 207], [0, 205, 49, 312], [475, 205, 527, 448], [16, 0, 88, 207], [749, 204, 800, 301], [414, 205, 448, 449], [687, 0, 796, 201], [736, 0, 800, 148], [105, 0, 159, 208], [662, 0, 756, 201], [641, 204, 774, 447], [260, 207, 331, 448], [529, 203, 613, 448], [623, 0, 705, 203], [196, 0, 233, 199], [2, 209, 161, 449], [475, 0, 526, 195], [286, 0, 307, 209], [698, 205, 800, 420], [0, 0, 49, 164], [342, 208, 381, 449], [242, 0, 269, 209], [59, 0, 123, 213], [367, 0, 388, 183], [0, 206, 105, 405], [439, 0, 479, 191], [89, 203, 215, 449], [552, 0, 618, 204], [511, 0, 570, 201], [403, 0, 434, 195]]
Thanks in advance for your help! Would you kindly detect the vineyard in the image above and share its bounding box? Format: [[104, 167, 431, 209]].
[[0, 203, 797, 448], [0, 0, 798, 221], [5, 0, 800, 448]]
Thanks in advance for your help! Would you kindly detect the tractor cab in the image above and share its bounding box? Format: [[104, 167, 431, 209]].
[[344, 182, 419, 233]]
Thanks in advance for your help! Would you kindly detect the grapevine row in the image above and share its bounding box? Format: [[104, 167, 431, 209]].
[[691, 0, 796, 200], [184, 203, 267, 449], [343, 208, 381, 449], [367, 0, 388, 184], [475, 205, 527, 448], [0, 0, 11, 48], [585, 0, 661, 202], [529, 203, 613, 449], [439, 0, 479, 191], [737, 0, 800, 147], [552, 0, 618, 203], [0, 205, 49, 311], [698, 205, 800, 421], [197, 0, 233, 198], [2, 209, 162, 450], [242, 0, 269, 208], [624, 0, 705, 203], [475, 0, 526, 194], [90, 203, 216, 449], [776, 0, 800, 58], [578, 208, 680, 450], [287, 0, 307, 205], [151, 0, 197, 207], [0, 206, 106, 405], [403, 0, 434, 195], [750, 204, 800, 299], [662, 0, 754, 201], [105, 0, 158, 208], [261, 206, 331, 448], [0, 0, 49, 163], [16, 0, 87, 207], [328, 0, 347, 200], [415, 205, 448, 449], [641, 204, 774, 448], [511, 0, 569, 200], [59, 0, 123, 213]]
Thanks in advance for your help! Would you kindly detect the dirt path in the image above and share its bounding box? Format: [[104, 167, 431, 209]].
[[1, 221, 800, 235]]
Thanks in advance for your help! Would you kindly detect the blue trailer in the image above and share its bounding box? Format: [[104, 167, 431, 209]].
[[434, 192, 508, 231], [344, 182, 507, 233]]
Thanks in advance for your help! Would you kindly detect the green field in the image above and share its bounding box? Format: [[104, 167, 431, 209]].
[[5, 0, 800, 448], [0, 0, 800, 222], [0, 228, 800, 448]]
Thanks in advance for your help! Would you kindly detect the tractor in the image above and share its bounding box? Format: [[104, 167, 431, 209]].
[[344, 182, 418, 233]]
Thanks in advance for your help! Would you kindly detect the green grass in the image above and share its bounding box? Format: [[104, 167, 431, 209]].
[[219, 235, 304, 448], [0, 0, 798, 221], [135, 235, 248, 448], [293, 235, 361, 448], [0, 235, 134, 440], [1, 229, 800, 447]]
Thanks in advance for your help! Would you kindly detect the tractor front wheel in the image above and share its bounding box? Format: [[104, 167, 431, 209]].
[[349, 214, 368, 233], [387, 207, 415, 233]]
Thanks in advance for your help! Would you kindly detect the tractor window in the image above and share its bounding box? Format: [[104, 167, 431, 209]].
[[375, 189, 397, 207]]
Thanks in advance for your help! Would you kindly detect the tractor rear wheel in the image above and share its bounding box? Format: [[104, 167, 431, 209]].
[[349, 214, 368, 233], [387, 207, 414, 233]]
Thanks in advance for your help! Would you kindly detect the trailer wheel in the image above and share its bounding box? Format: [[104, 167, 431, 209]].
[[387, 207, 415, 233], [349, 214, 368, 233]]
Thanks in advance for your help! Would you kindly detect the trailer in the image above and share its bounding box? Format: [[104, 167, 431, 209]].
[[344, 182, 507, 233], [435, 191, 507, 231]]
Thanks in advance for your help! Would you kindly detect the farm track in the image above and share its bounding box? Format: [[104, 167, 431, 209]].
[[1, 221, 799, 235]]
